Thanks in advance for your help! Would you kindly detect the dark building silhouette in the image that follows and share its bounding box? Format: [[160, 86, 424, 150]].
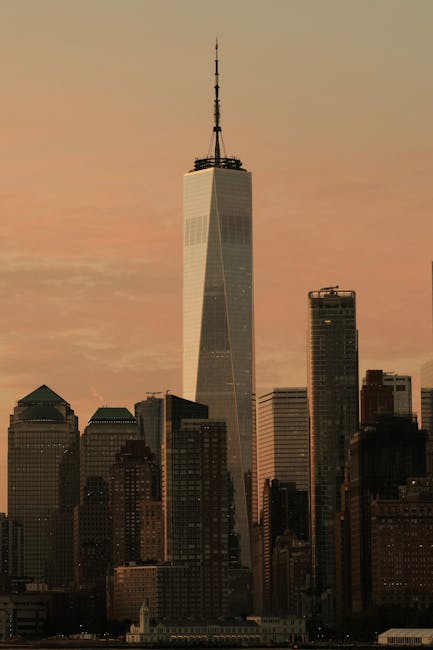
[[272, 531, 310, 617], [8, 385, 79, 587], [110, 440, 159, 567], [370, 477, 433, 609], [261, 479, 308, 612], [0, 514, 23, 592], [163, 394, 229, 619], [360, 370, 394, 425], [75, 407, 138, 589], [307, 288, 359, 624], [347, 415, 427, 613], [135, 396, 164, 469]]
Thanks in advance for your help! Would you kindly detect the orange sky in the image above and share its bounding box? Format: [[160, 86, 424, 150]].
[[1, 0, 433, 511]]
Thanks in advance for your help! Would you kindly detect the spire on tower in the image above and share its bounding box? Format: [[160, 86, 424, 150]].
[[214, 38, 221, 165], [192, 41, 245, 172]]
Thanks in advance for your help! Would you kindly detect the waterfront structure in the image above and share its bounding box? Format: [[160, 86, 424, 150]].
[[75, 407, 138, 589], [360, 370, 394, 425], [383, 372, 412, 415], [110, 440, 159, 567], [8, 385, 79, 585], [127, 601, 307, 646], [256, 388, 309, 520], [307, 287, 359, 623], [378, 629, 433, 646], [348, 416, 427, 613], [0, 593, 50, 639], [182, 43, 253, 573]]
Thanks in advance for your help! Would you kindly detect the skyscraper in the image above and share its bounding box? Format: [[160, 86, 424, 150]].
[[307, 287, 359, 624], [360, 370, 394, 425], [161, 394, 229, 619], [382, 372, 412, 415], [256, 388, 309, 520], [110, 440, 159, 567], [347, 416, 427, 612], [75, 407, 138, 590], [183, 42, 253, 572], [8, 385, 79, 585]]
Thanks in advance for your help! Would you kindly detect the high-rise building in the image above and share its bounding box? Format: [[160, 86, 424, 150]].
[[163, 394, 228, 619], [382, 372, 412, 415], [110, 440, 159, 567], [261, 479, 308, 612], [182, 42, 253, 572], [256, 388, 309, 520], [360, 370, 394, 425], [75, 407, 138, 590], [347, 415, 427, 613], [0, 514, 23, 589], [307, 287, 359, 624], [371, 477, 433, 609], [8, 385, 79, 585], [135, 396, 164, 468], [421, 388, 433, 435]]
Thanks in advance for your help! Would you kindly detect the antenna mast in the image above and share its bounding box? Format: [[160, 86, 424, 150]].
[[214, 39, 221, 166]]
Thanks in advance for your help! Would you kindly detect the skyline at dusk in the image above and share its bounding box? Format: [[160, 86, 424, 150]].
[[2, 0, 433, 512]]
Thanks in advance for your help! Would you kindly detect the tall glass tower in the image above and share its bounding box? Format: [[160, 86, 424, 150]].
[[183, 43, 253, 572], [308, 287, 359, 625]]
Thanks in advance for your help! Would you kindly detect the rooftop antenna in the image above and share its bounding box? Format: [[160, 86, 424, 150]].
[[214, 38, 221, 166]]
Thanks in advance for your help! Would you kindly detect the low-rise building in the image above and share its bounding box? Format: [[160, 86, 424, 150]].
[[378, 628, 433, 645], [127, 601, 307, 646]]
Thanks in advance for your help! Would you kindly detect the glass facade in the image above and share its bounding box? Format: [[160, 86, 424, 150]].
[[307, 289, 359, 623], [8, 385, 79, 584], [183, 166, 253, 568]]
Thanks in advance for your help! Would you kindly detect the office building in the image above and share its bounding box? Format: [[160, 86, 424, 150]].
[[139, 501, 164, 563], [8, 385, 79, 585], [307, 287, 359, 624], [261, 479, 308, 612], [371, 477, 433, 609], [110, 440, 159, 567], [163, 394, 228, 619], [256, 388, 309, 520], [0, 514, 23, 592], [182, 43, 253, 575], [360, 370, 394, 425], [421, 388, 433, 435], [135, 396, 164, 468], [347, 416, 427, 613], [75, 407, 138, 590], [382, 373, 412, 416]]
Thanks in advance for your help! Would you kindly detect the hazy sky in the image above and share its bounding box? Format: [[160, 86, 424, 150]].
[[1, 0, 433, 510]]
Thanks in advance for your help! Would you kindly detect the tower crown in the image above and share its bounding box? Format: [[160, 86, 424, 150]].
[[193, 41, 245, 172]]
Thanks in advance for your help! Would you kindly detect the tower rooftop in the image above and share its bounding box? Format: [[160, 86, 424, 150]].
[[18, 384, 67, 406]]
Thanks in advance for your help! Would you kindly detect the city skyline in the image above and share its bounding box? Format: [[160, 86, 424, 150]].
[[2, 0, 433, 513]]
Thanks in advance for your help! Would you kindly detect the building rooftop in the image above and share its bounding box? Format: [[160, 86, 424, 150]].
[[19, 404, 65, 422], [18, 384, 67, 406], [88, 407, 136, 424]]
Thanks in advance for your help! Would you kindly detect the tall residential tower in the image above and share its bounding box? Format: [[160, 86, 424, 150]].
[[183, 43, 253, 572], [308, 288, 359, 624]]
